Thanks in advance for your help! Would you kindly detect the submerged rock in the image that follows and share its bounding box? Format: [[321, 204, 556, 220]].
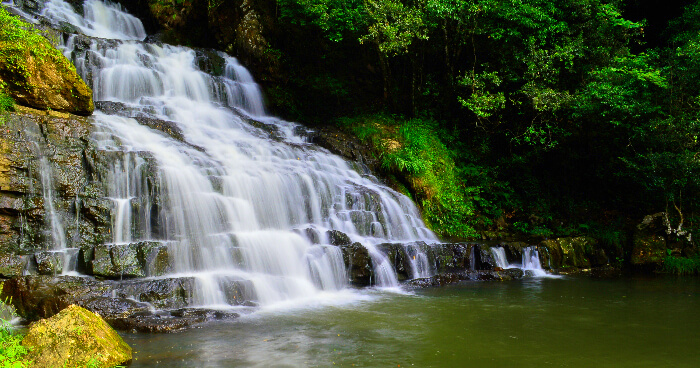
[[21, 304, 132, 368]]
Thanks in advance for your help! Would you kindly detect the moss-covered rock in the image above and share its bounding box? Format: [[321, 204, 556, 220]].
[[22, 304, 132, 368], [538, 237, 604, 269], [0, 8, 93, 115]]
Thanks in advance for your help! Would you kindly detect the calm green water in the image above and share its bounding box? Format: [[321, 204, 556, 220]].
[[122, 276, 700, 367]]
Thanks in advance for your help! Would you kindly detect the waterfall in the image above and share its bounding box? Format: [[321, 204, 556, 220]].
[[490, 247, 510, 269], [522, 246, 548, 277], [35, 147, 79, 274], [33, 0, 438, 306]]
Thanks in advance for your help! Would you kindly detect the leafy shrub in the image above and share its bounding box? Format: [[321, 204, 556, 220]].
[[663, 254, 700, 275], [0, 305, 28, 368], [0, 92, 14, 112]]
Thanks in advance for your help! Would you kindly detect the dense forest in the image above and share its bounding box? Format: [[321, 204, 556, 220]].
[[4, 0, 700, 271]]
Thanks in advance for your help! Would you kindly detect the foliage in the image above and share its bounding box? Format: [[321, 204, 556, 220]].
[[663, 254, 700, 275], [0, 92, 13, 112], [344, 114, 479, 239], [0, 7, 80, 95], [0, 302, 28, 368]]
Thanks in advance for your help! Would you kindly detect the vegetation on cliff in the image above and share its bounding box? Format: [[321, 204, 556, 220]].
[[0, 7, 93, 115]]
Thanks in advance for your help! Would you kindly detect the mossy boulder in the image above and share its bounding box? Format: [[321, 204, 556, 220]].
[[22, 304, 132, 368], [0, 8, 93, 115]]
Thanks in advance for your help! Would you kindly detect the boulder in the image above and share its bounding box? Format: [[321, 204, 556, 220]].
[[21, 305, 131, 368]]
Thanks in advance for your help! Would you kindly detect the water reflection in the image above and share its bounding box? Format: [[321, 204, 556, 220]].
[[123, 276, 700, 368]]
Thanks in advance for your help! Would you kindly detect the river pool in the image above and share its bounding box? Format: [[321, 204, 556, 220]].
[[122, 275, 700, 367]]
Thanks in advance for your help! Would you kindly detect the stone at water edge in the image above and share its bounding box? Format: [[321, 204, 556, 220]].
[[21, 304, 132, 368]]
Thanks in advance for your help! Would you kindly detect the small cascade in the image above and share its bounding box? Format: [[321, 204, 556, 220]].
[[490, 247, 510, 269], [41, 0, 145, 40], [37, 155, 67, 251], [36, 151, 78, 274], [27, 0, 440, 309], [403, 243, 433, 279], [490, 245, 553, 277], [521, 246, 548, 277]]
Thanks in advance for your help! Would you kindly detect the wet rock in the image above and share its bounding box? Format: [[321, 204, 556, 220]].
[[22, 305, 132, 368], [468, 268, 525, 281], [0, 275, 111, 321], [34, 251, 64, 275], [477, 245, 498, 270], [109, 311, 204, 333], [194, 48, 226, 76], [406, 273, 465, 288], [538, 237, 604, 270], [94, 100, 138, 116], [219, 277, 255, 306], [92, 243, 144, 278], [0, 254, 27, 277], [113, 277, 193, 310], [327, 230, 351, 246], [136, 241, 172, 276], [339, 242, 373, 286], [430, 243, 473, 273], [80, 296, 152, 320], [310, 126, 381, 173], [0, 110, 111, 254], [170, 308, 239, 320], [134, 116, 186, 142], [376, 242, 410, 280]]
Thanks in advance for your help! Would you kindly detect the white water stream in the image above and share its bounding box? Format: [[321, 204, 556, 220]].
[[29, 0, 438, 307]]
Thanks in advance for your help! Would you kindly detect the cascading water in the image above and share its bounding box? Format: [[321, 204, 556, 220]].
[[490, 246, 552, 277], [521, 246, 549, 277], [490, 247, 510, 269], [32, 0, 438, 307]]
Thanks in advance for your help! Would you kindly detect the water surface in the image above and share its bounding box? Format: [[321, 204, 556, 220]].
[[122, 276, 700, 367]]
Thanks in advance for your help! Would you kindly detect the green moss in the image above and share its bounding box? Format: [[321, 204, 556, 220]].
[[0, 7, 92, 114], [0, 8, 72, 85], [0, 92, 13, 112], [343, 114, 478, 239]]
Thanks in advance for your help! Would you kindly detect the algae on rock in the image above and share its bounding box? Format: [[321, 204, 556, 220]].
[[21, 304, 132, 368]]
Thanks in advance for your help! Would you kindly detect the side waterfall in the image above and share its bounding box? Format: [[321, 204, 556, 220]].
[[33, 0, 438, 306]]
